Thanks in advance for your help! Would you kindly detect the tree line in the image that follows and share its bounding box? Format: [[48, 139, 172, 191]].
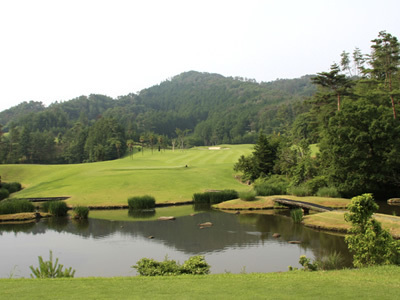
[[234, 31, 400, 199], [0, 72, 314, 164]]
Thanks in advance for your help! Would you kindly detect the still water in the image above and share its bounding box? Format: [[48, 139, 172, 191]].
[[0, 207, 353, 278]]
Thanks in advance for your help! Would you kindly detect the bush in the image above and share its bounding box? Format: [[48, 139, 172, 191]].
[[316, 186, 341, 198], [345, 193, 400, 267], [133, 255, 210, 276], [0, 188, 10, 200], [287, 185, 312, 197], [209, 190, 238, 204], [128, 195, 156, 210], [193, 190, 238, 204], [0, 182, 22, 194], [304, 176, 328, 195], [181, 255, 210, 275], [254, 175, 289, 196], [193, 192, 211, 204], [42, 201, 68, 217], [30, 250, 75, 278], [0, 199, 35, 215], [290, 208, 303, 223], [73, 206, 89, 219], [239, 190, 257, 201]]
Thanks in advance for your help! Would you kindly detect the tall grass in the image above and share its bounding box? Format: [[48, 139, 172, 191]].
[[316, 187, 341, 198], [128, 195, 156, 210], [316, 252, 345, 270], [41, 201, 68, 217], [253, 175, 289, 196], [192, 190, 238, 204], [0, 199, 35, 215], [73, 206, 89, 219], [239, 190, 257, 201], [287, 185, 312, 197], [290, 208, 303, 223]]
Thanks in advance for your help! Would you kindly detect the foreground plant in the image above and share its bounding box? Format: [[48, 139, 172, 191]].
[[344, 193, 400, 267], [29, 250, 76, 278], [133, 255, 210, 276]]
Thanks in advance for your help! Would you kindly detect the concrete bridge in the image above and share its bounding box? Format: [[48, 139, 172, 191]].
[[273, 198, 334, 214]]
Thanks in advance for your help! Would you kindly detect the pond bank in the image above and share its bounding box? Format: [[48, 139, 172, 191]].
[[0, 212, 51, 223], [303, 211, 400, 239]]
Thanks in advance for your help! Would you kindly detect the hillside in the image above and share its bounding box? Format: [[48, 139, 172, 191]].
[[0, 71, 315, 164]]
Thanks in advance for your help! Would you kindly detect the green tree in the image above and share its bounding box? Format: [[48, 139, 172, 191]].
[[319, 99, 400, 197], [344, 194, 400, 267], [126, 139, 134, 159], [368, 31, 400, 119], [311, 63, 354, 111], [234, 132, 278, 181]]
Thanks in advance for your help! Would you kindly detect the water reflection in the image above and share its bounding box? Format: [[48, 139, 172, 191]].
[[0, 208, 352, 278]]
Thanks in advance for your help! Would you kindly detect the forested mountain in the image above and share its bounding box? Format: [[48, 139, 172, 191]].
[[0, 71, 315, 164], [0, 30, 399, 199]]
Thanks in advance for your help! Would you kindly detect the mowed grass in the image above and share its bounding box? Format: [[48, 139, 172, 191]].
[[303, 211, 400, 238], [1, 266, 400, 299], [0, 145, 252, 207]]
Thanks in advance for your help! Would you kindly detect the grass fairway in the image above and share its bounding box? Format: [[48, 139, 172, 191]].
[[0, 145, 252, 207], [1, 266, 399, 299]]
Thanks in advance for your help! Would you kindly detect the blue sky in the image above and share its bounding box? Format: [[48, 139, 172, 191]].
[[0, 0, 399, 111]]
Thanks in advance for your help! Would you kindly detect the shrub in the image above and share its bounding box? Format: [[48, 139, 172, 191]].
[[193, 190, 238, 204], [254, 175, 289, 196], [290, 208, 303, 223], [287, 185, 312, 197], [133, 255, 210, 276], [128, 195, 156, 210], [316, 186, 341, 198], [133, 257, 180, 276], [42, 201, 69, 217], [181, 255, 210, 275], [193, 192, 211, 204], [304, 176, 328, 195], [73, 206, 89, 219], [30, 250, 75, 278], [209, 190, 238, 204], [345, 193, 400, 267], [0, 199, 35, 215], [0, 188, 10, 200], [239, 190, 257, 201]]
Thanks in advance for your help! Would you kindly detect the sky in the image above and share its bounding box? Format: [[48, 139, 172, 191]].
[[0, 0, 399, 112]]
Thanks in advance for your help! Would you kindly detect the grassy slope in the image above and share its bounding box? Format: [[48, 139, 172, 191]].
[[1, 266, 399, 299], [0, 145, 252, 207]]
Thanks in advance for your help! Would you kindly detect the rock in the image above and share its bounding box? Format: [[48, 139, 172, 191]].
[[235, 211, 240, 215], [288, 241, 301, 244], [272, 233, 281, 238], [158, 216, 175, 221], [199, 222, 212, 227]]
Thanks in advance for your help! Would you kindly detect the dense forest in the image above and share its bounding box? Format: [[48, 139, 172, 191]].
[[0, 31, 399, 198], [0, 71, 314, 164], [234, 31, 400, 199]]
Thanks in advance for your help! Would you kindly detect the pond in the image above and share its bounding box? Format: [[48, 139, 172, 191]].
[[0, 205, 355, 278]]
